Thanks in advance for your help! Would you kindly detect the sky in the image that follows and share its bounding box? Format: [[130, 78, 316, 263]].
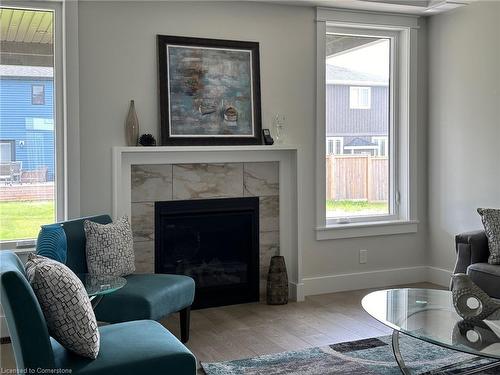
[[326, 38, 390, 80]]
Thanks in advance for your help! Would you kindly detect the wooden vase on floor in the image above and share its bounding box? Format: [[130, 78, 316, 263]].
[[125, 100, 139, 146], [267, 256, 288, 305]]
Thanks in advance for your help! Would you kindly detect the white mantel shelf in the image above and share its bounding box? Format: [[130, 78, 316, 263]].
[[112, 145, 304, 301], [114, 145, 299, 153]]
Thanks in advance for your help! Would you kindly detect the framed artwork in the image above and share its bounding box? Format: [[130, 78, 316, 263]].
[[158, 35, 262, 145]]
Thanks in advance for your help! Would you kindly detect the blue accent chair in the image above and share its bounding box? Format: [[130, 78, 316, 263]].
[[0, 251, 196, 374], [58, 215, 195, 343]]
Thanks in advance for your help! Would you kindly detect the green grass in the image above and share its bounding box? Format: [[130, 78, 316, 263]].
[[326, 200, 388, 214], [0, 199, 386, 241], [0, 201, 55, 241]]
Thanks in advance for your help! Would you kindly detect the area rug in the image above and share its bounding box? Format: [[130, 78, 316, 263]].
[[201, 335, 499, 374]]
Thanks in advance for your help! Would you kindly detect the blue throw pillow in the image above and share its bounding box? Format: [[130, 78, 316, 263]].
[[36, 223, 67, 264]]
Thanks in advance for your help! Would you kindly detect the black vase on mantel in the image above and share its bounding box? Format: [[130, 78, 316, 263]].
[[266, 256, 289, 305]]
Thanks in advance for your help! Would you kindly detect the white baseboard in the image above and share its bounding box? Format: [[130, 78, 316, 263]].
[[427, 266, 453, 288], [290, 281, 305, 302], [302, 265, 452, 296]]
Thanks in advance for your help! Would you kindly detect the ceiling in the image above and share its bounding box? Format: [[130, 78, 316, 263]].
[[254, 0, 471, 15], [0, 8, 53, 44], [0, 0, 471, 48]]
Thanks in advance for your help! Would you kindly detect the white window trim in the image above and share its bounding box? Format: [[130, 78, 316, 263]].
[[0, 0, 80, 249], [315, 8, 419, 240], [349, 86, 371, 109]]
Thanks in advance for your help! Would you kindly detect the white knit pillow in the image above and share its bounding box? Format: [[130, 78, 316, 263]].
[[25, 254, 100, 359], [84, 216, 135, 277]]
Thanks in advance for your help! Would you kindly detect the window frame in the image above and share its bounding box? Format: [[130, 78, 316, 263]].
[[349, 86, 371, 109], [326, 26, 397, 225], [315, 8, 419, 240], [0, 1, 67, 249]]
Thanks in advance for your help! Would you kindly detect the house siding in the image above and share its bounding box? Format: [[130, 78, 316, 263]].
[[326, 84, 388, 136], [0, 76, 55, 181]]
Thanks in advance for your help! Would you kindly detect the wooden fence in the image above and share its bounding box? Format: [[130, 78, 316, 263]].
[[0, 182, 54, 202], [326, 155, 388, 202]]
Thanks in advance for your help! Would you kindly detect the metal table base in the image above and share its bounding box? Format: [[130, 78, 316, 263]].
[[391, 330, 500, 375]]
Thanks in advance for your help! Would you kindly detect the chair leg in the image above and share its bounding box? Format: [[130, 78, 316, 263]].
[[180, 307, 191, 343]]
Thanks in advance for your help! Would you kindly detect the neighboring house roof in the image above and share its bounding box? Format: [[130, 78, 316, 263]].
[[345, 137, 378, 148], [326, 65, 388, 86], [0, 65, 53, 78]]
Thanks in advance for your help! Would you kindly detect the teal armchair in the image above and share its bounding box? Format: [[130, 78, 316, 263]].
[[0, 251, 196, 374], [59, 215, 195, 342]]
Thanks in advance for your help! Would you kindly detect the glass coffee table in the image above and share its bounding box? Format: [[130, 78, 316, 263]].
[[362, 288, 500, 374], [77, 273, 127, 309]]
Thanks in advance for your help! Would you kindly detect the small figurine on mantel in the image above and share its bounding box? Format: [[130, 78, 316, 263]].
[[139, 134, 157, 147], [125, 100, 140, 146]]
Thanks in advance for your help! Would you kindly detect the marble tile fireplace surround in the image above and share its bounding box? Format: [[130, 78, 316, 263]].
[[112, 146, 303, 301]]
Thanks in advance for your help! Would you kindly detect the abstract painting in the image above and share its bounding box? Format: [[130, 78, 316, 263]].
[[158, 35, 262, 145]]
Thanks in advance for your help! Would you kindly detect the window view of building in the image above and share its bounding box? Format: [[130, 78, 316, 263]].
[[0, 8, 56, 242], [325, 35, 391, 219]]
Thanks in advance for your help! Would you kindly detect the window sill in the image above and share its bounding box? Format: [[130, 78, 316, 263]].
[[316, 220, 419, 240], [0, 247, 35, 254]]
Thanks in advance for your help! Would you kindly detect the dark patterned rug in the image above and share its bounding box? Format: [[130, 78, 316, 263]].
[[201, 335, 499, 374]]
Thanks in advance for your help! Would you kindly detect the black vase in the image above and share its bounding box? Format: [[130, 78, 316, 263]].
[[266, 256, 288, 305]]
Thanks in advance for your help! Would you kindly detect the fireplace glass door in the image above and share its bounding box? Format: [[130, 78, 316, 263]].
[[155, 197, 259, 309]]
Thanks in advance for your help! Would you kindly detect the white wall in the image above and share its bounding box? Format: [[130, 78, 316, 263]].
[[78, 1, 429, 294], [427, 2, 500, 272]]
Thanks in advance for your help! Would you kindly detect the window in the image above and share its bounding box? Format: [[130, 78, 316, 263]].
[[349, 87, 371, 109], [326, 33, 391, 222], [316, 8, 419, 238], [32, 84, 45, 105], [0, 140, 15, 162], [0, 5, 63, 246], [326, 137, 344, 155]]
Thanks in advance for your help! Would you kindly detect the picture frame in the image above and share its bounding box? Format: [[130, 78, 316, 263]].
[[158, 35, 262, 146]]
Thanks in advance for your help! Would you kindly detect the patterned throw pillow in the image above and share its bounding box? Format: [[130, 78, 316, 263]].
[[25, 254, 100, 359], [84, 216, 135, 276], [478, 208, 500, 265]]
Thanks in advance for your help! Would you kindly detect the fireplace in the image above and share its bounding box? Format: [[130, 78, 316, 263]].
[[155, 197, 260, 309]]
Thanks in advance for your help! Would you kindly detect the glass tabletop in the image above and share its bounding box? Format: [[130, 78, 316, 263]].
[[77, 273, 127, 297], [362, 288, 500, 360]]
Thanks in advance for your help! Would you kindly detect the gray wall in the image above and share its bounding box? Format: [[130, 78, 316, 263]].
[[427, 1, 500, 271], [78, 1, 428, 289]]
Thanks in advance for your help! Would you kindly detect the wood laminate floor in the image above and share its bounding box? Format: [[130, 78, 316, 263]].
[[0, 282, 444, 372]]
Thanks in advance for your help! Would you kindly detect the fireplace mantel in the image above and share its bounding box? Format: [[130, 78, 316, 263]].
[[112, 145, 303, 301]]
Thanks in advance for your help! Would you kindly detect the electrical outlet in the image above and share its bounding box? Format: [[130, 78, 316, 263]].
[[359, 249, 368, 264]]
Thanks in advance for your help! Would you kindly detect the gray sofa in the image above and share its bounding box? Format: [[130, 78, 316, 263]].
[[454, 230, 499, 298]]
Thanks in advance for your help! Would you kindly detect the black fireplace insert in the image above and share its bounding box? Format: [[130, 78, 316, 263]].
[[155, 197, 260, 309]]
